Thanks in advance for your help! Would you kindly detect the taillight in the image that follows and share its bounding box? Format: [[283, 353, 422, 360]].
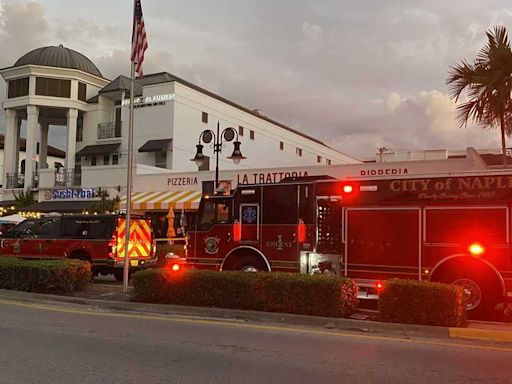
[[108, 238, 116, 256], [171, 263, 180, 272], [468, 243, 485, 256], [375, 281, 384, 292]]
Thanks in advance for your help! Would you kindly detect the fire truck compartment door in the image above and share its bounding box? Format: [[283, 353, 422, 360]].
[[345, 208, 421, 279]]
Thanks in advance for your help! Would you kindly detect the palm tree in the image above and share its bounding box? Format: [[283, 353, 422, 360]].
[[446, 26, 512, 165]]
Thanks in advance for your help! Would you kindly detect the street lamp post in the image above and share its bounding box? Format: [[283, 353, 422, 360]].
[[191, 120, 246, 192]]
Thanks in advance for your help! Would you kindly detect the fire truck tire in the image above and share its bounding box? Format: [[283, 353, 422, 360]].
[[231, 256, 267, 272], [113, 270, 129, 282], [440, 270, 501, 317]]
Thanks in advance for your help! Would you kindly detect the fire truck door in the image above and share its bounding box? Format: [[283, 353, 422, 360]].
[[260, 185, 300, 270]]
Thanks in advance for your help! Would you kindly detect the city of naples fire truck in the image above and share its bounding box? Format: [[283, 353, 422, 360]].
[[0, 214, 155, 280], [187, 172, 512, 314]]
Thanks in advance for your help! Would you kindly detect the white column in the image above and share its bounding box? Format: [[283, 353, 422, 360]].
[[25, 105, 39, 190], [40, 121, 49, 169], [3, 109, 16, 188], [66, 108, 78, 170]]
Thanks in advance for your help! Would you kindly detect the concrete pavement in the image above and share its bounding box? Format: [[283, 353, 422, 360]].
[[0, 295, 511, 384], [1, 288, 511, 344]]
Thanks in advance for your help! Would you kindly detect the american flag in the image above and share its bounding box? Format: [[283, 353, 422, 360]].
[[131, 0, 148, 77]]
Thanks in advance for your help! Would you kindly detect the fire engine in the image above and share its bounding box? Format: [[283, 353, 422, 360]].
[[0, 214, 156, 280], [187, 172, 512, 315]]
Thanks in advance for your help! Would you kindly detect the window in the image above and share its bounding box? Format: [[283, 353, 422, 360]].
[[60, 217, 116, 239], [103, 155, 110, 165], [78, 82, 87, 101], [112, 154, 119, 165], [202, 112, 208, 123], [35, 218, 61, 238], [7, 77, 29, 98], [91, 156, 97, 166], [197, 198, 232, 231], [239, 126, 244, 136], [250, 130, 255, 140], [317, 155, 322, 163], [35, 77, 71, 98], [296, 148, 302, 157], [280, 141, 284, 150], [155, 151, 167, 168], [263, 185, 298, 224], [326, 159, 331, 165]]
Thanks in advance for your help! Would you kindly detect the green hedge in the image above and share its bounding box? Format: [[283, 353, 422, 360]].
[[133, 269, 358, 318], [378, 279, 466, 327], [0, 257, 91, 294]]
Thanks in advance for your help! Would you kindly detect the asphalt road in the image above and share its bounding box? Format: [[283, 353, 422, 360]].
[[0, 300, 511, 384]]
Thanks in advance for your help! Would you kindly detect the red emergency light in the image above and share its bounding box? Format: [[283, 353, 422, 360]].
[[233, 220, 242, 242], [468, 243, 485, 256], [298, 219, 306, 243], [343, 185, 354, 194]]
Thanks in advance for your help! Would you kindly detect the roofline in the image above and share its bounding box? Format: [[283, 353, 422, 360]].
[[0, 64, 110, 83], [140, 71, 358, 159]]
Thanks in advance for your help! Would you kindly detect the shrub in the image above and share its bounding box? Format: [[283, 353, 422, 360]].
[[378, 279, 466, 327], [0, 257, 91, 294], [133, 269, 358, 318]]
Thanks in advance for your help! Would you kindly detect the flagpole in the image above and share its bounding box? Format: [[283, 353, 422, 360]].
[[123, 60, 136, 293]]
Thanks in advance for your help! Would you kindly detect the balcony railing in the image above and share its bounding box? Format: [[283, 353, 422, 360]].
[[97, 122, 122, 140], [5, 172, 24, 189], [55, 168, 82, 187], [5, 172, 39, 189]]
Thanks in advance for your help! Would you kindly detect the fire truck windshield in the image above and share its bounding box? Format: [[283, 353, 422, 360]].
[[197, 197, 232, 231]]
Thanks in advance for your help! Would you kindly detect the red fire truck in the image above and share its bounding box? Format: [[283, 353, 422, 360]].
[[0, 214, 156, 280], [187, 172, 512, 315]]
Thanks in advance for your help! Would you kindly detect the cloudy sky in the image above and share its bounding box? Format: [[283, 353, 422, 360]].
[[0, 0, 511, 160]]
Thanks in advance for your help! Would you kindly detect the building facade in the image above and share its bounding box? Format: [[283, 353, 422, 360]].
[[0, 45, 359, 208]]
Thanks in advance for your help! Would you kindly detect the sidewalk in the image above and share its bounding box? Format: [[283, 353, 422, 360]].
[[0, 287, 511, 344]]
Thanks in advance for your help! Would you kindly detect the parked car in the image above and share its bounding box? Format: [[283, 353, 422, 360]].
[[0, 214, 156, 281]]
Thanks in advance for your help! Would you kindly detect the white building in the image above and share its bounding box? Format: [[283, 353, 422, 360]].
[[0, 45, 360, 211]]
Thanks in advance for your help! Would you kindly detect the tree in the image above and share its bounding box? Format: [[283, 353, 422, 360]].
[[13, 190, 36, 209], [91, 189, 120, 214], [446, 25, 512, 165]]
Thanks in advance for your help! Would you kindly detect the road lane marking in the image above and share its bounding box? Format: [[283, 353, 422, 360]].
[[0, 298, 511, 353], [450, 328, 512, 343]]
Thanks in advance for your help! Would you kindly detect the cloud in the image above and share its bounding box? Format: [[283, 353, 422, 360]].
[[0, 2, 49, 67], [0, 0, 511, 158]]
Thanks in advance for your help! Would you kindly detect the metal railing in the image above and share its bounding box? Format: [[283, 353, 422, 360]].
[[97, 122, 122, 140], [5, 172, 24, 189], [55, 168, 82, 187]]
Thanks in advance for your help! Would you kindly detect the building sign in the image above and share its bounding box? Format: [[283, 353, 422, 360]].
[[122, 93, 175, 107], [237, 171, 309, 185], [360, 168, 409, 176], [359, 175, 512, 205], [167, 176, 198, 186], [50, 188, 97, 200]]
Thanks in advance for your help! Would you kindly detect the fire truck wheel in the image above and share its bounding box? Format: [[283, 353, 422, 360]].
[[444, 271, 501, 316], [232, 256, 267, 272], [113, 270, 128, 282]]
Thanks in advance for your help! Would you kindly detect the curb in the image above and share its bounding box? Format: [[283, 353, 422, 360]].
[[0, 289, 510, 343]]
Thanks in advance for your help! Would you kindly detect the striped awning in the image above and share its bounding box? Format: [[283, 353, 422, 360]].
[[121, 191, 203, 210]]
